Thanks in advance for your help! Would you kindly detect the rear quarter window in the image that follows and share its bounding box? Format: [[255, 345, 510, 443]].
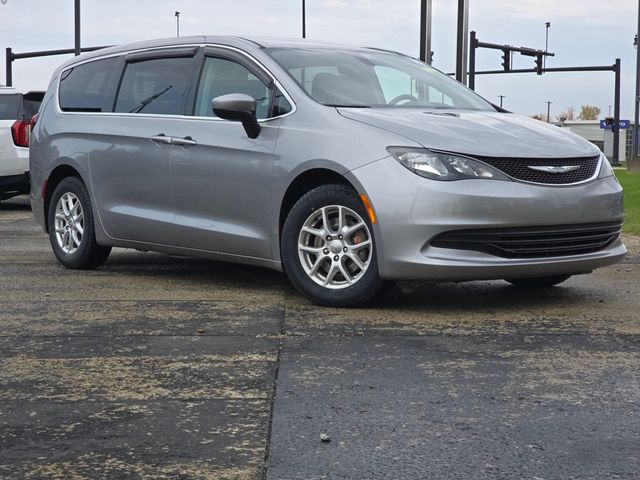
[[0, 94, 20, 120], [59, 57, 120, 112]]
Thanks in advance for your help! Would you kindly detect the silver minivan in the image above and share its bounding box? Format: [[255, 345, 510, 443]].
[[30, 36, 625, 306]]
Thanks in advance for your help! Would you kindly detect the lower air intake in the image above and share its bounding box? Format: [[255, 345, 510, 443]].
[[431, 222, 622, 259]]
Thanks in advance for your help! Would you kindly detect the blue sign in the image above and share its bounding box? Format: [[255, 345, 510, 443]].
[[600, 119, 630, 130]]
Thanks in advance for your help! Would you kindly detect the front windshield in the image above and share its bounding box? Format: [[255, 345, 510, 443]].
[[266, 47, 494, 110]]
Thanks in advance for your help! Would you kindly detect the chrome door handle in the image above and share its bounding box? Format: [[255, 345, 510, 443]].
[[171, 136, 197, 147], [150, 134, 172, 145]]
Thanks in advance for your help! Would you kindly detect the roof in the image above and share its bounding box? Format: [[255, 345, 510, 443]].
[[233, 36, 363, 49], [55, 35, 409, 72], [0, 87, 19, 95]]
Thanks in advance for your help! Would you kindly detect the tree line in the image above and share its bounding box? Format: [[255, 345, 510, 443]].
[[531, 105, 601, 122]]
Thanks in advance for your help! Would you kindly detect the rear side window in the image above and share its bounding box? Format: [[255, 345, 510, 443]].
[[115, 57, 194, 115], [0, 94, 20, 120], [22, 92, 45, 119], [59, 57, 119, 112]]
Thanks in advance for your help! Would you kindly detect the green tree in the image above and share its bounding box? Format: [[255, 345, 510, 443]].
[[578, 105, 601, 120]]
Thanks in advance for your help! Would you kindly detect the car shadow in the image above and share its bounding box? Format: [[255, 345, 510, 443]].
[[374, 279, 598, 311], [99, 249, 607, 311], [0, 195, 31, 211]]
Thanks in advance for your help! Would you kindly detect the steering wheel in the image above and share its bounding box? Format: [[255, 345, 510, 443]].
[[389, 94, 419, 105]]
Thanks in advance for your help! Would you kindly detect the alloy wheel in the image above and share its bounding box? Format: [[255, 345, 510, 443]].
[[54, 192, 84, 254], [297, 205, 373, 289]]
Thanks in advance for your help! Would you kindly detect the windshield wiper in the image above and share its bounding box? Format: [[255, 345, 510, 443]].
[[129, 85, 173, 113]]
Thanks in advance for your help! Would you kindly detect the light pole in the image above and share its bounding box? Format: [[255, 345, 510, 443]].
[[420, 0, 433, 64], [302, 0, 306, 38], [544, 21, 550, 69], [498, 95, 505, 108], [74, 0, 81, 55], [546, 101, 552, 123], [455, 0, 469, 84], [633, 7, 640, 167], [175, 11, 180, 37]]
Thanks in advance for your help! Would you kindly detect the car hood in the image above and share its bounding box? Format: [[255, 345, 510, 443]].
[[337, 108, 599, 158]]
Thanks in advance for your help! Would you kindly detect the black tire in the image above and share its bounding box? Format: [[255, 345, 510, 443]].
[[505, 274, 572, 288], [47, 176, 111, 269], [281, 184, 393, 307]]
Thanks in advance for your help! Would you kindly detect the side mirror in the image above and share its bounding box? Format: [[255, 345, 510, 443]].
[[212, 93, 261, 139]]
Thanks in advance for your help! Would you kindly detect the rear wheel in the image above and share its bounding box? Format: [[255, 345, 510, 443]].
[[505, 274, 572, 288], [281, 184, 392, 307], [47, 176, 111, 269]]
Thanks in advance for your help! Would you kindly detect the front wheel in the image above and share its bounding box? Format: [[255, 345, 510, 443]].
[[504, 274, 572, 288], [47, 176, 111, 269], [281, 184, 393, 307]]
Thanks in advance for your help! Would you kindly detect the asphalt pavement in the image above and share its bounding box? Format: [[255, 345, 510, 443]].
[[0, 196, 638, 480]]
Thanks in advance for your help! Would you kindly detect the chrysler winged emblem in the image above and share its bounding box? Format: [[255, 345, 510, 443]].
[[527, 165, 581, 174]]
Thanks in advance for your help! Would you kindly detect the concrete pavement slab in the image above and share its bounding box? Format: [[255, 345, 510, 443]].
[[1, 399, 268, 479], [266, 335, 640, 480], [284, 264, 640, 337], [0, 300, 282, 337]]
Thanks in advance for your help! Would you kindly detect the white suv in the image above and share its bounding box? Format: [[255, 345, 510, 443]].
[[0, 87, 44, 200]]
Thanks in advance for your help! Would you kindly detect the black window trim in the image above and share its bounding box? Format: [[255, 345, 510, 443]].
[[55, 43, 296, 120], [113, 48, 200, 116], [58, 55, 124, 113], [188, 46, 293, 121], [125, 47, 198, 64]]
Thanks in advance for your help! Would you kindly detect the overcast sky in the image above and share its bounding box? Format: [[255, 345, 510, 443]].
[[1, 0, 637, 119]]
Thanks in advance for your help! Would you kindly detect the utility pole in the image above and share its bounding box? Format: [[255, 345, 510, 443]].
[[455, 0, 469, 84], [546, 101, 552, 123], [74, 0, 81, 56], [175, 11, 180, 37], [302, 0, 306, 38], [419, 0, 433, 64], [498, 95, 505, 108]]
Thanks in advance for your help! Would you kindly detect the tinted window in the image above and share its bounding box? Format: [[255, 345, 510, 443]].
[[272, 89, 293, 117], [59, 57, 119, 112], [0, 94, 20, 120], [194, 57, 272, 119], [115, 57, 193, 115], [23, 92, 44, 119]]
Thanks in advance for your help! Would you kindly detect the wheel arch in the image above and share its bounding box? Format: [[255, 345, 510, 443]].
[[43, 164, 84, 233], [278, 168, 357, 238]]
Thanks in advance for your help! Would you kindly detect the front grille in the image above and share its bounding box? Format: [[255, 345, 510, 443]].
[[476, 155, 600, 185], [431, 222, 622, 259]]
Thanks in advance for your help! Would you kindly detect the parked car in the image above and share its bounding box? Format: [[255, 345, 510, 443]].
[[29, 36, 625, 306], [0, 87, 44, 200]]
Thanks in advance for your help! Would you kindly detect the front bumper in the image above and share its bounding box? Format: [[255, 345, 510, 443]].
[[350, 157, 626, 281]]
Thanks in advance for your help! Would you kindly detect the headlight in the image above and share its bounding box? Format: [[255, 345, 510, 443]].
[[598, 152, 614, 179], [387, 147, 509, 181]]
